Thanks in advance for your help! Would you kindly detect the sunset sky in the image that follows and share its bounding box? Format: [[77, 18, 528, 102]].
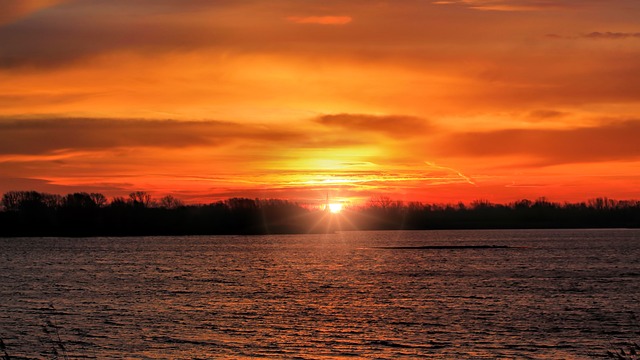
[[1, 0, 639, 205]]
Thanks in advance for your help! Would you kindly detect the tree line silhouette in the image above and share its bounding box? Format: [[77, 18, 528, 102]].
[[1, 190, 639, 237], [349, 196, 640, 231]]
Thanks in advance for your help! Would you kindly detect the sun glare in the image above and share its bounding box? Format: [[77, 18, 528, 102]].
[[328, 203, 343, 213]]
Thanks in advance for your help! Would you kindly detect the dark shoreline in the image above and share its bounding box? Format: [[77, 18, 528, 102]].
[[2, 191, 639, 237]]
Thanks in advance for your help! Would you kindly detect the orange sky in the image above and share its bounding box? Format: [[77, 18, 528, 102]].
[[1, 0, 639, 205]]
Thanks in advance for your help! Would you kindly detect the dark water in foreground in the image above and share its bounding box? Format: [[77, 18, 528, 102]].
[[1, 229, 639, 359]]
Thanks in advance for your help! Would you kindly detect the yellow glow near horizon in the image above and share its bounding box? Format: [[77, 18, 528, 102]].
[[328, 203, 343, 213]]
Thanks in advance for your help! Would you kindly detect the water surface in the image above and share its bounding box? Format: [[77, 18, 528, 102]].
[[1, 229, 639, 359]]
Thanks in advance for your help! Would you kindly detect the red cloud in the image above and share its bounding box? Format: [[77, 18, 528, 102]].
[[438, 120, 640, 165]]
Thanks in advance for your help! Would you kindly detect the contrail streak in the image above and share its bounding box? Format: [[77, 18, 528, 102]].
[[425, 161, 476, 186]]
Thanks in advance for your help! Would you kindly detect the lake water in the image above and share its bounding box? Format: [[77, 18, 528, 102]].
[[1, 229, 639, 359]]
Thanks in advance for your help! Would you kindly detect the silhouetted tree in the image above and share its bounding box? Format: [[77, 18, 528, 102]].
[[159, 195, 184, 209], [470, 199, 493, 209], [129, 191, 151, 208], [110, 197, 129, 208], [0, 191, 59, 236], [90, 193, 108, 208], [1, 191, 22, 211], [1, 190, 59, 212], [62, 192, 98, 209], [369, 195, 394, 209], [513, 199, 533, 209]]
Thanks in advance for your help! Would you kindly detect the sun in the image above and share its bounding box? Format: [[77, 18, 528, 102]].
[[328, 203, 343, 213]]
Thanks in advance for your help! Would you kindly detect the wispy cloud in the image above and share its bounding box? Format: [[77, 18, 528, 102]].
[[583, 31, 640, 39], [439, 120, 640, 165], [547, 32, 640, 40], [432, 0, 572, 11], [527, 110, 569, 120], [0, 118, 303, 155], [0, 0, 70, 25], [287, 16, 352, 25], [315, 114, 431, 137], [432, 0, 637, 12]]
